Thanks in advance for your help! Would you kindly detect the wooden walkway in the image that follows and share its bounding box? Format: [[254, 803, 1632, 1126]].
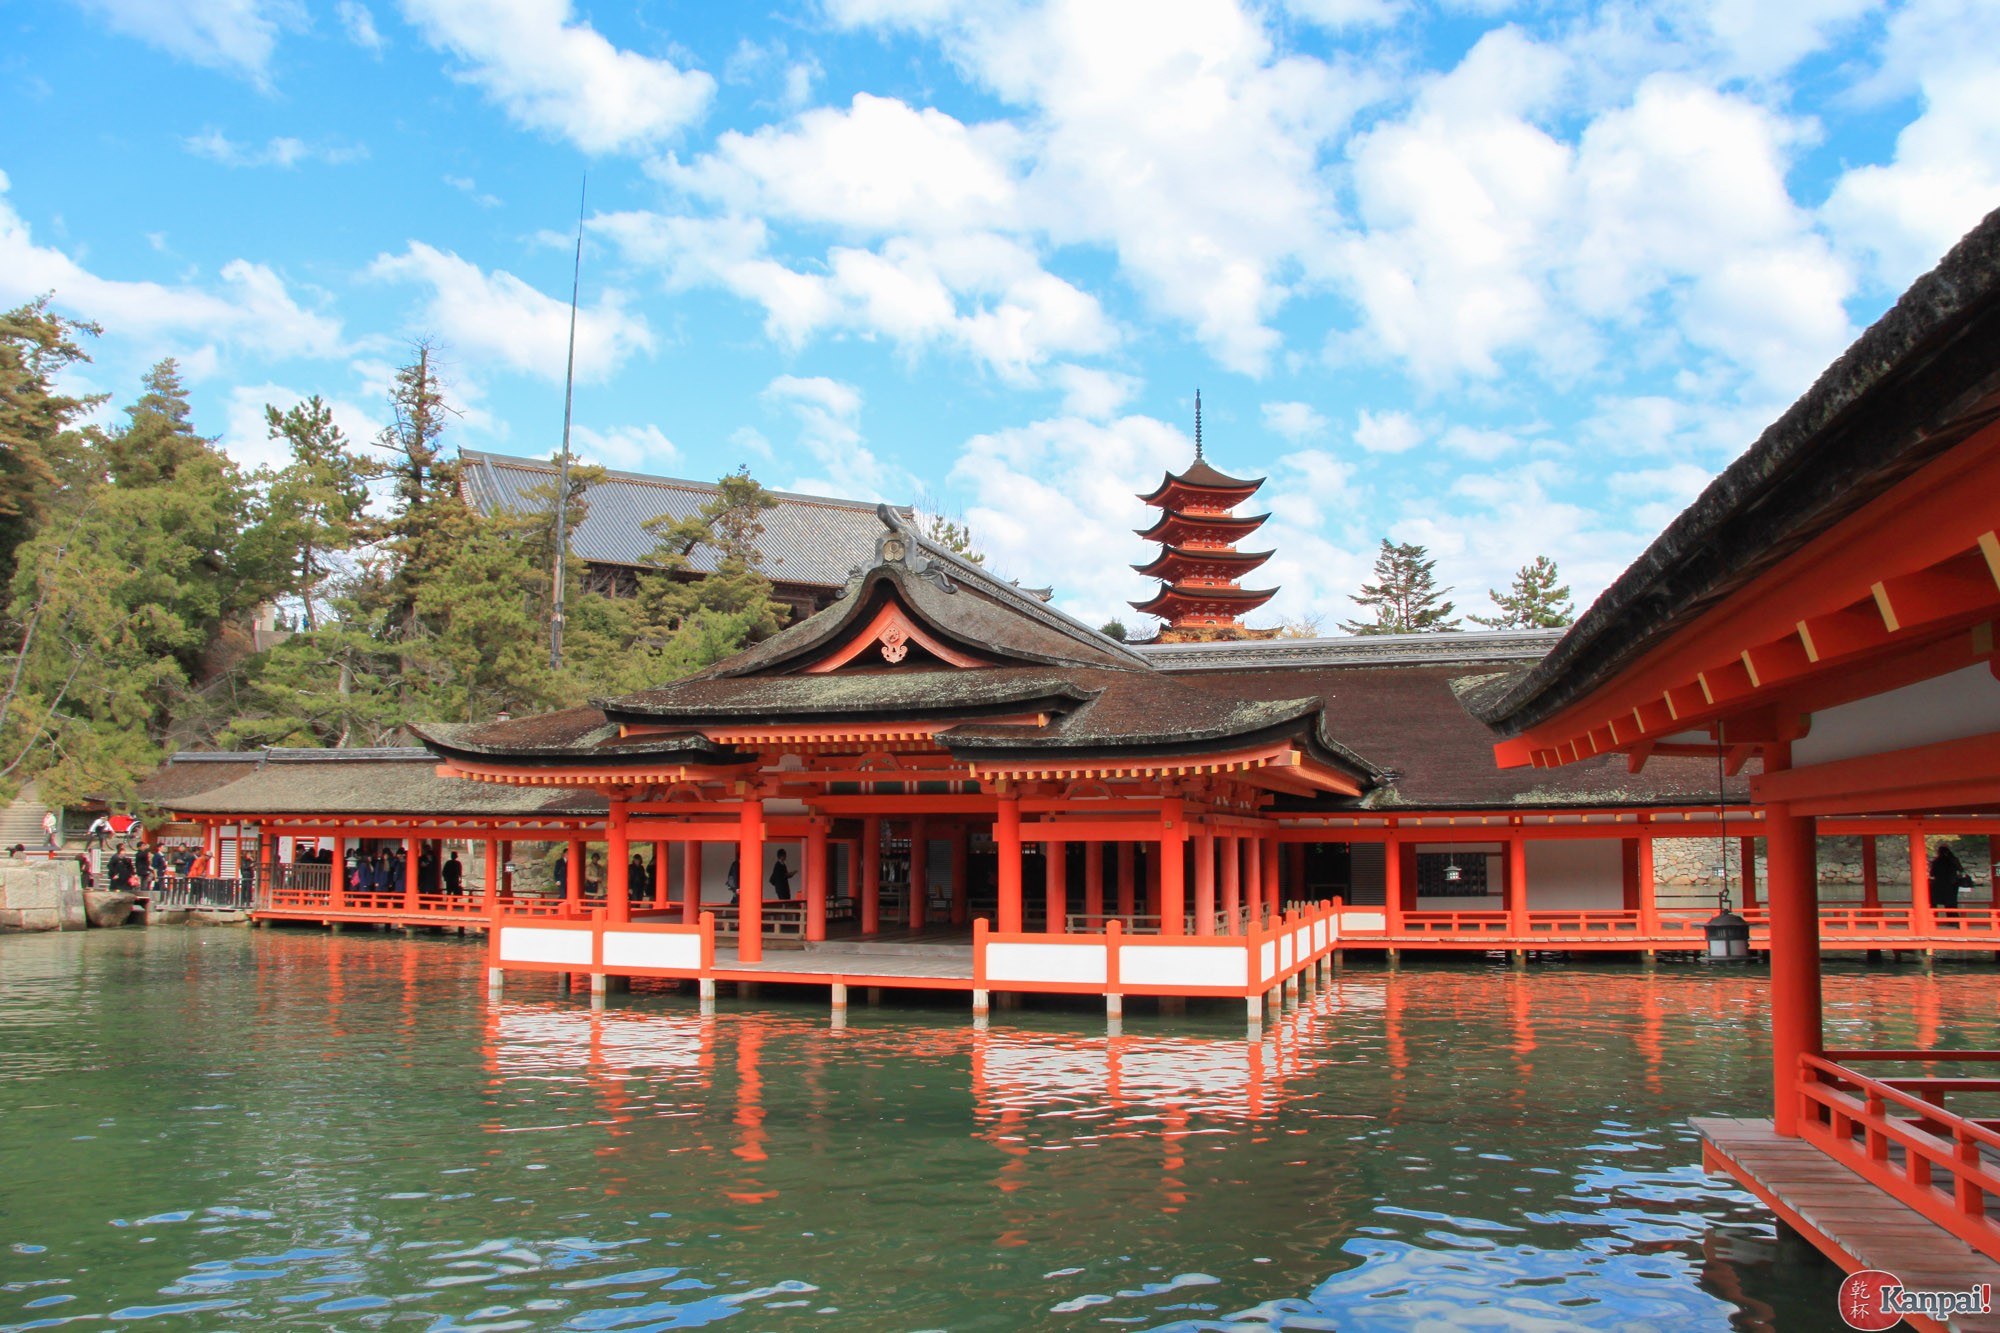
[[711, 940, 976, 988], [1696, 1116, 2000, 1332]]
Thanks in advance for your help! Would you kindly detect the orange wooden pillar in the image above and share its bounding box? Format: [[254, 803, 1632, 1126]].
[[261, 824, 276, 899], [996, 795, 1023, 933], [1145, 846, 1161, 920], [606, 799, 631, 925], [861, 816, 882, 935], [1193, 830, 1215, 935], [1740, 837, 1758, 909], [1763, 744, 1821, 1137], [566, 839, 583, 909], [1084, 841, 1104, 924], [1861, 836, 1879, 907], [950, 826, 970, 926], [1507, 835, 1529, 936], [500, 840, 514, 899], [1384, 834, 1403, 936], [403, 836, 419, 912], [1261, 835, 1280, 920], [1910, 833, 1935, 934], [1044, 841, 1066, 935], [682, 842, 702, 925], [1244, 836, 1262, 925], [738, 797, 765, 964], [1636, 834, 1658, 934], [482, 837, 498, 915], [330, 833, 347, 909], [1220, 835, 1240, 934], [654, 843, 669, 904], [1116, 843, 1136, 920], [908, 819, 928, 930], [806, 821, 828, 942], [1159, 815, 1187, 937]]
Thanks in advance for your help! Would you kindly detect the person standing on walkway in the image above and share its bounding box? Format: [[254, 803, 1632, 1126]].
[[770, 850, 794, 902], [42, 809, 58, 852], [441, 851, 463, 897]]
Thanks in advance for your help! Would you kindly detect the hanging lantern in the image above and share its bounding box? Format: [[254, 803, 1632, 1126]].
[[1443, 849, 1461, 884], [1703, 889, 1751, 963]]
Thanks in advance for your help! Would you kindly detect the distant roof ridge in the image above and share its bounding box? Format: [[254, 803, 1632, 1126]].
[[1137, 627, 1564, 672], [884, 506, 1155, 669], [460, 447, 908, 515]]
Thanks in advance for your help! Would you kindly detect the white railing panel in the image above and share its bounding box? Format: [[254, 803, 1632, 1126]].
[[986, 941, 1107, 985], [1259, 941, 1277, 982], [500, 926, 592, 966], [603, 931, 701, 971], [1119, 944, 1245, 988]]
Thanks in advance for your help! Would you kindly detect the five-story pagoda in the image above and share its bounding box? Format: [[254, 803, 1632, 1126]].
[[1131, 394, 1277, 641]]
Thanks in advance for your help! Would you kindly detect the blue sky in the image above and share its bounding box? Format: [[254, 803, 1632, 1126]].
[[5, 0, 1997, 631]]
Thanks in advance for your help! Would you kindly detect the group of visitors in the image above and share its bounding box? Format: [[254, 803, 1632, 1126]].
[[540, 847, 795, 905], [329, 845, 468, 896]]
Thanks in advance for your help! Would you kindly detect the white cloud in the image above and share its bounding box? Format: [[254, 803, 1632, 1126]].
[[571, 423, 678, 473], [442, 174, 502, 207], [220, 383, 386, 473], [600, 209, 1114, 382], [184, 129, 367, 167], [76, 0, 299, 85], [401, 0, 714, 154], [336, 0, 383, 50], [1281, 0, 1403, 30], [1352, 408, 1423, 454], [1052, 365, 1140, 419], [0, 170, 341, 360], [1824, 62, 2000, 292], [764, 374, 901, 499], [1261, 399, 1327, 443], [665, 95, 1026, 236], [950, 410, 1193, 624], [369, 241, 654, 383]]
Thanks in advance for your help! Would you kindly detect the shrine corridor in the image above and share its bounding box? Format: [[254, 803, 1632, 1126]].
[[11, 925, 1979, 1331]]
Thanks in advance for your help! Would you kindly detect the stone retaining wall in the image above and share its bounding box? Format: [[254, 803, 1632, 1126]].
[[0, 856, 86, 931]]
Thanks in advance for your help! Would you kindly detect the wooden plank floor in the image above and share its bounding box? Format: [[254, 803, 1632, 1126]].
[[1695, 1116, 2000, 1331]]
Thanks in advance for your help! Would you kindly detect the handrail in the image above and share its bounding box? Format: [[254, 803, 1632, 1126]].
[[1797, 1050, 2000, 1262]]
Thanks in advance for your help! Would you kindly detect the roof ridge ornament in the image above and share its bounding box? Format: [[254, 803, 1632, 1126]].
[[874, 502, 956, 593], [1194, 388, 1203, 460]]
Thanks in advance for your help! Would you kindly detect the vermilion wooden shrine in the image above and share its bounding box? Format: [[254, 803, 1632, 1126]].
[[1474, 206, 2000, 1295]]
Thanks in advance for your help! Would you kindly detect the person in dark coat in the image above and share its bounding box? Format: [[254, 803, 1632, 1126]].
[[107, 846, 135, 889], [1930, 844, 1973, 909], [629, 851, 650, 902], [770, 850, 794, 901], [552, 849, 569, 896], [417, 846, 441, 895], [441, 851, 464, 896]]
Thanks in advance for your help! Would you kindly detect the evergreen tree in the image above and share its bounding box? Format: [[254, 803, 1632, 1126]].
[[1099, 619, 1128, 642], [376, 342, 464, 647], [914, 489, 984, 565], [1470, 555, 1574, 629], [0, 299, 101, 587], [1339, 539, 1460, 635], [259, 396, 382, 630]]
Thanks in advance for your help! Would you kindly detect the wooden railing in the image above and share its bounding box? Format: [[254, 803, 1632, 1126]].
[[707, 901, 808, 939], [1326, 903, 1999, 945], [977, 900, 1341, 1000], [1799, 1049, 2000, 1263], [1063, 910, 1244, 935]]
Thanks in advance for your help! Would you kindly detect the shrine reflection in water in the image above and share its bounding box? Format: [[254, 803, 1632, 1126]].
[[7, 929, 1972, 1330]]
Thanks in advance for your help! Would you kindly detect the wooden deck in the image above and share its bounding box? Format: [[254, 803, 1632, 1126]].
[[1696, 1115, 2000, 1332]]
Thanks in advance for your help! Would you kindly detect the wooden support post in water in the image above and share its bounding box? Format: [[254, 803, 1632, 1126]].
[[1763, 743, 1821, 1138]]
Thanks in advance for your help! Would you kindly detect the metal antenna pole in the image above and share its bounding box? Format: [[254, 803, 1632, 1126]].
[[550, 176, 585, 672]]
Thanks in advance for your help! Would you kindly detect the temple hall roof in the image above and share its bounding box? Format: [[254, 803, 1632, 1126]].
[[459, 448, 909, 589], [160, 748, 608, 818]]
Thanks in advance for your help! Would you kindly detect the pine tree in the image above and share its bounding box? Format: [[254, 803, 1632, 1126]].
[[1339, 539, 1460, 635], [377, 342, 464, 646], [0, 299, 101, 588], [913, 488, 985, 565], [259, 397, 382, 630], [1469, 555, 1574, 629]]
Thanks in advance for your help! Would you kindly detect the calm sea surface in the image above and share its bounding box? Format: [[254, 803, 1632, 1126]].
[[2, 928, 1992, 1331]]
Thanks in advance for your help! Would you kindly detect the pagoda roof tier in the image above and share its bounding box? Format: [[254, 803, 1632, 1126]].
[[1138, 458, 1264, 510], [1135, 509, 1270, 546], [1133, 544, 1275, 581], [1130, 584, 1278, 619]]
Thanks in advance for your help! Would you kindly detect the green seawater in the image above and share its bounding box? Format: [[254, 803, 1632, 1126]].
[[1, 928, 1981, 1331]]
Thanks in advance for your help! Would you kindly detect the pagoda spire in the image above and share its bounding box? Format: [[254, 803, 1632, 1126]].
[[1131, 401, 1277, 641]]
